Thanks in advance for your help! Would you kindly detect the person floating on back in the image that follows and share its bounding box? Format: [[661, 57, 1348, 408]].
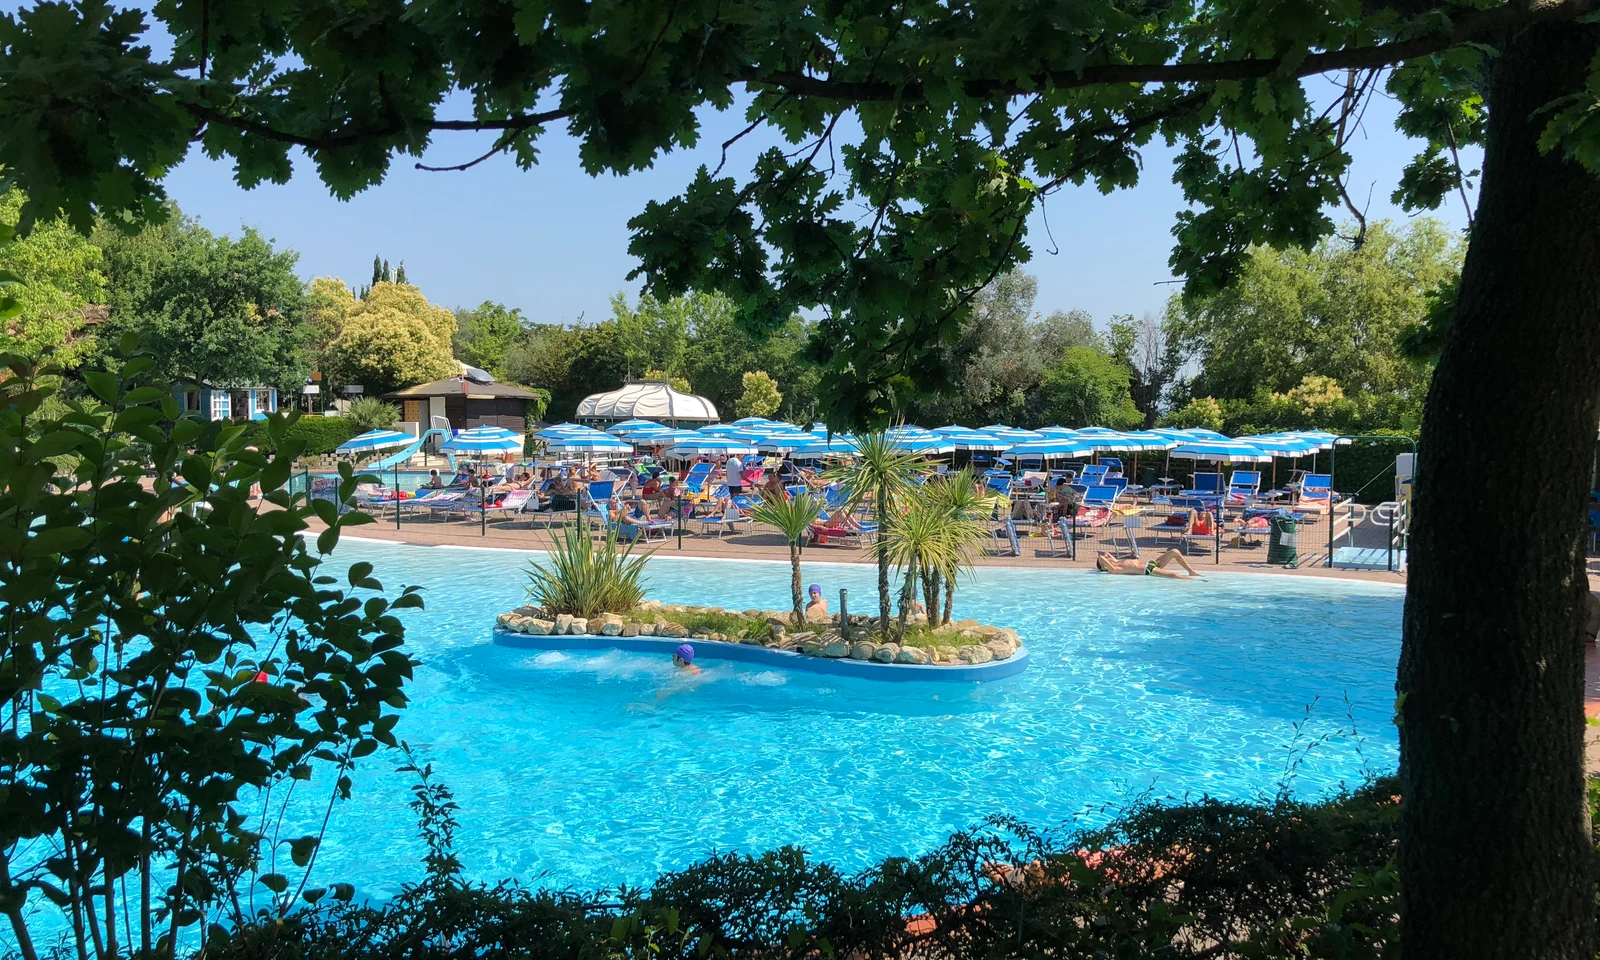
[[1095, 549, 1203, 579]]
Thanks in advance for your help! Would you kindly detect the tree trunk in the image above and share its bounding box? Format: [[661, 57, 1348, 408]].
[[942, 576, 955, 626], [789, 541, 804, 624], [1398, 22, 1600, 960], [876, 483, 892, 632], [897, 557, 916, 635]]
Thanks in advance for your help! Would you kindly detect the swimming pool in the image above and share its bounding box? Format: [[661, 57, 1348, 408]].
[[293, 540, 1401, 899]]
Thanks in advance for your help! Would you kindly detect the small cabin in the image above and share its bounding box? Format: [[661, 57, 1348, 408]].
[[172, 379, 280, 421]]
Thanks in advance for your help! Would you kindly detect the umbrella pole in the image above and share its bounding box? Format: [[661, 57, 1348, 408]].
[[394, 460, 401, 530]]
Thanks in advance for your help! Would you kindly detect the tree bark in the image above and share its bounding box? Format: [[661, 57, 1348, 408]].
[[789, 541, 804, 624], [1398, 22, 1600, 960]]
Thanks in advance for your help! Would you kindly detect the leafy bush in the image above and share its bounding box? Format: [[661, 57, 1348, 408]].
[[652, 609, 773, 642], [345, 396, 401, 434], [209, 769, 1406, 960], [246, 414, 361, 455], [525, 522, 653, 618], [2, 348, 418, 956]]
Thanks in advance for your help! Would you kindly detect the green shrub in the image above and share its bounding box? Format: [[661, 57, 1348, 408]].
[[346, 396, 401, 433], [526, 523, 653, 618], [651, 609, 773, 642], [239, 414, 360, 456], [211, 772, 1406, 960], [1329, 431, 1416, 505]]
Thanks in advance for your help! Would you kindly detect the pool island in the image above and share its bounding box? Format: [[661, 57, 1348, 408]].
[[494, 600, 1030, 682]]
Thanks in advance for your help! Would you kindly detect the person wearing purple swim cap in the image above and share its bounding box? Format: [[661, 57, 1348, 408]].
[[804, 583, 829, 621], [672, 643, 700, 674]]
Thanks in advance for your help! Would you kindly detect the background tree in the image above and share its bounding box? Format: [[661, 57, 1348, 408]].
[[642, 367, 692, 394], [501, 322, 628, 421], [453, 301, 526, 376], [95, 212, 309, 391], [735, 370, 782, 419], [1035, 346, 1144, 429], [323, 282, 457, 395], [0, 189, 104, 366], [613, 291, 690, 381], [1169, 219, 1460, 414], [1106, 312, 1182, 427]]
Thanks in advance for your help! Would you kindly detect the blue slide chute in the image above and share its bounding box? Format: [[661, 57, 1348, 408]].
[[371, 428, 456, 472]]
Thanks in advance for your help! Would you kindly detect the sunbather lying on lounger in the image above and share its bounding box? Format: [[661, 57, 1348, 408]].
[[1096, 549, 1202, 579]]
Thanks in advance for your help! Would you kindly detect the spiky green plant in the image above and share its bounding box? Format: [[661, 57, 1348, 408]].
[[748, 490, 826, 624], [525, 522, 653, 618], [923, 468, 999, 624], [822, 428, 923, 632], [880, 478, 991, 634]]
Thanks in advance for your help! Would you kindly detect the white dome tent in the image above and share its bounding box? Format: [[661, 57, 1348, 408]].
[[575, 380, 719, 425]]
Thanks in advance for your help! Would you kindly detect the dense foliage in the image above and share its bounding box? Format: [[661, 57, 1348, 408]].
[[0, 190, 104, 367], [0, 347, 418, 959], [321, 282, 458, 396], [524, 522, 654, 619], [206, 763, 1406, 960], [94, 211, 309, 392]]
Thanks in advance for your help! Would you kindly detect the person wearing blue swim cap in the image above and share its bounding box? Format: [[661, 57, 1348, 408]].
[[672, 643, 700, 674], [804, 583, 829, 621]]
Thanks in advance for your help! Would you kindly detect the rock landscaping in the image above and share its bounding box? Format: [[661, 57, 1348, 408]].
[[494, 599, 1023, 667]]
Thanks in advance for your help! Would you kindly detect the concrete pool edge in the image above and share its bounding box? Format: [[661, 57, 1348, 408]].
[[491, 628, 1031, 682]]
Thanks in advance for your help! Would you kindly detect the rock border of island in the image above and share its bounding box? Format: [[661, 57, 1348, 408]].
[[492, 600, 1029, 683]]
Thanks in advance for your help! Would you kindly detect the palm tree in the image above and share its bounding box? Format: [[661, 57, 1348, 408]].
[[748, 490, 825, 624], [878, 493, 948, 635], [922, 469, 998, 625], [824, 429, 923, 635]]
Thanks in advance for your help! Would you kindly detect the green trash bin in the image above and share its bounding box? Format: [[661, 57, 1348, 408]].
[[1267, 514, 1300, 565], [1137, 465, 1158, 488]]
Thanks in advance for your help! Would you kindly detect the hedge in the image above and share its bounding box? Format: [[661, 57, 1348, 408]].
[[242, 415, 360, 456]]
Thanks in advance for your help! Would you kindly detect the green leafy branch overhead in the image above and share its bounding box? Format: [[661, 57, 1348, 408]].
[[2, 0, 1595, 426]]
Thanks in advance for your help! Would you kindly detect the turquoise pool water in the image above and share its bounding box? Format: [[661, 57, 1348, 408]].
[[293, 540, 1401, 898]]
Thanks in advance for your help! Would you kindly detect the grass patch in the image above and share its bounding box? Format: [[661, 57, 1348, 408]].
[[637, 609, 774, 642], [886, 625, 962, 649]]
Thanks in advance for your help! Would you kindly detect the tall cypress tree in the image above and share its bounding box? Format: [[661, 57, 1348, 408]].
[[380, 258, 391, 283], [394, 261, 407, 284], [370, 254, 382, 288]]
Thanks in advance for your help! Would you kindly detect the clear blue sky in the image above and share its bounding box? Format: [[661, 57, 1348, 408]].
[[166, 83, 1473, 327], [10, 0, 1477, 327]]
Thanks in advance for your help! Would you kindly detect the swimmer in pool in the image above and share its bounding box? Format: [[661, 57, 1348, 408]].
[[672, 643, 702, 674], [804, 583, 829, 621]]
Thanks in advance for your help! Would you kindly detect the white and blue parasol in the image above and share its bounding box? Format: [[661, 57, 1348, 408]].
[[337, 429, 415, 455], [441, 426, 525, 455]]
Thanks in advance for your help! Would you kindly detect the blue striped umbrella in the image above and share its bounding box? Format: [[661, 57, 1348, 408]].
[[441, 426, 525, 455], [755, 432, 820, 453], [695, 423, 745, 437], [337, 429, 414, 454], [1074, 427, 1177, 452], [1241, 433, 1323, 456], [1036, 425, 1080, 437], [630, 428, 704, 447], [730, 416, 779, 427], [544, 433, 635, 454], [1004, 436, 1101, 458], [886, 434, 955, 455], [787, 435, 861, 457], [661, 437, 760, 457], [1170, 438, 1272, 463], [606, 418, 666, 436], [533, 422, 597, 440]]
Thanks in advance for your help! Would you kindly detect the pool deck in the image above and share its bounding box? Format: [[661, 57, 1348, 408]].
[[316, 517, 1412, 583]]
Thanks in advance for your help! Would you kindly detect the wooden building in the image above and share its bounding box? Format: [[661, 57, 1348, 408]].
[[383, 376, 539, 434]]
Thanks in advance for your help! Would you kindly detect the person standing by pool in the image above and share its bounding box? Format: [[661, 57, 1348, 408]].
[[672, 643, 701, 674], [723, 452, 745, 496], [805, 584, 829, 621]]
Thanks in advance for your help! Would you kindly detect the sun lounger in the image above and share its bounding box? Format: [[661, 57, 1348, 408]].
[[1226, 470, 1262, 504], [455, 488, 535, 523], [1182, 472, 1222, 497], [698, 503, 751, 538], [1294, 473, 1335, 513]]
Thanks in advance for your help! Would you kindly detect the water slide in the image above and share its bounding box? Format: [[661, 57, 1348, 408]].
[[371, 428, 457, 472]]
